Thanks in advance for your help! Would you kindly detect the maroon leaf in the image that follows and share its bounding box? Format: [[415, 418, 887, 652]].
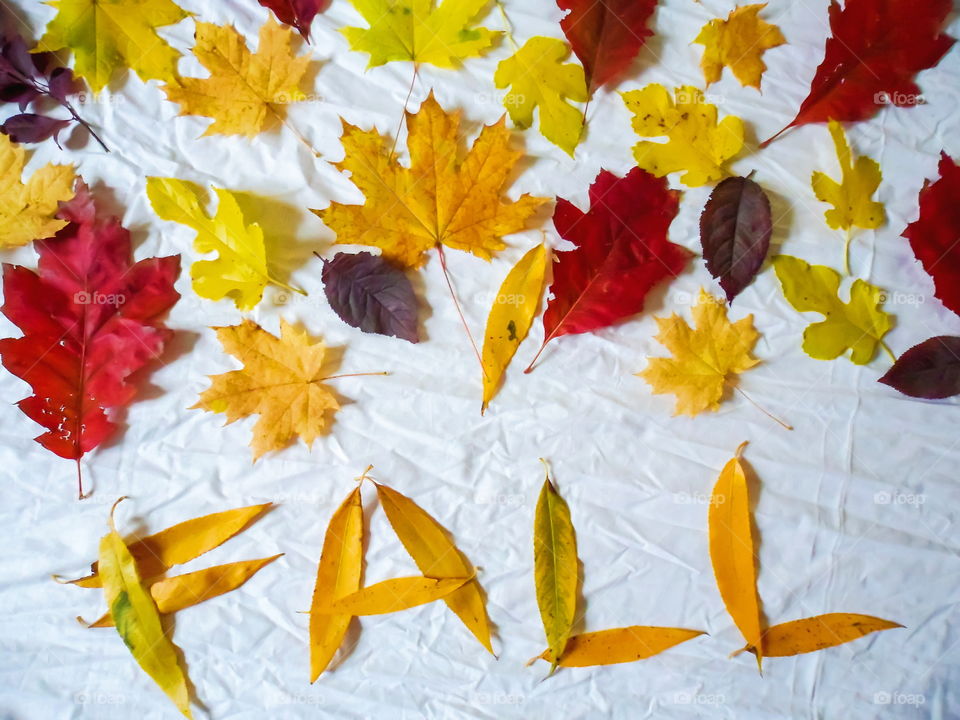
[[879, 336, 960, 399], [700, 175, 772, 302], [1, 113, 71, 144], [258, 0, 326, 40]]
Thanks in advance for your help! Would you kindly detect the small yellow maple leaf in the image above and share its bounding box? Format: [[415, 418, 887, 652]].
[[192, 319, 340, 460], [694, 3, 786, 89], [622, 84, 744, 187], [342, 0, 498, 68], [0, 135, 75, 248], [639, 288, 759, 416], [812, 120, 885, 232], [162, 18, 310, 137], [315, 91, 547, 268], [38, 0, 189, 93]]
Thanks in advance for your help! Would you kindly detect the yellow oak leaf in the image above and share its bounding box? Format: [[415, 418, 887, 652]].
[[694, 3, 786, 89], [38, 0, 189, 93], [493, 37, 588, 156], [812, 120, 885, 232], [192, 319, 340, 459], [314, 91, 546, 268], [162, 18, 310, 137], [639, 288, 759, 416], [342, 0, 498, 68], [0, 135, 75, 248], [622, 84, 744, 187]]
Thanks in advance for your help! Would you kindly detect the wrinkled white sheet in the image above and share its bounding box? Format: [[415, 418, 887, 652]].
[[1, 1, 959, 718]]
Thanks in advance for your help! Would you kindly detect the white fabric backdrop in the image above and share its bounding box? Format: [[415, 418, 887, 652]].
[[1, 1, 959, 718]]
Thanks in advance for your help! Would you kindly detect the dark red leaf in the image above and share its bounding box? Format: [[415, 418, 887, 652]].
[[1, 113, 71, 144], [700, 175, 772, 302], [879, 336, 960, 399], [762, 0, 955, 146], [0, 182, 180, 469], [258, 0, 326, 40], [322, 251, 419, 343], [903, 152, 960, 317]]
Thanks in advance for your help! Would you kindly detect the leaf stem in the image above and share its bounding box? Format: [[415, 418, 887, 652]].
[[436, 243, 486, 378], [320, 371, 390, 381], [495, 0, 520, 51], [392, 63, 420, 157], [63, 99, 109, 152], [76, 459, 88, 500], [843, 228, 853, 275], [733, 386, 793, 431], [880, 340, 897, 363]]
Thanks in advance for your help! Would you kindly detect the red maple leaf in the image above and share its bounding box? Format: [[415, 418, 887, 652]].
[[556, 0, 658, 94], [525, 168, 689, 372], [258, 0, 326, 40], [903, 152, 960, 317], [0, 183, 180, 497], [762, 0, 954, 147]]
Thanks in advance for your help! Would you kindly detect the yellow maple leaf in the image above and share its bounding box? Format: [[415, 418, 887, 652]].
[[342, 0, 498, 68], [639, 288, 759, 416], [38, 0, 189, 93], [493, 37, 588, 156], [694, 3, 786, 89], [622, 84, 744, 187], [192, 319, 340, 460], [812, 120, 885, 232], [0, 135, 75, 248], [314, 91, 546, 268], [162, 18, 310, 137]]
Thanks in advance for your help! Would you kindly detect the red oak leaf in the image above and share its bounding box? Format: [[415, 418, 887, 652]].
[[903, 153, 960, 317], [0, 182, 180, 497], [525, 168, 689, 372], [556, 0, 658, 94], [258, 0, 326, 40], [762, 0, 954, 147]]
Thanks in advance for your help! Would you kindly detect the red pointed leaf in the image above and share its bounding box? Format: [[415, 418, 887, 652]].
[[763, 0, 954, 146], [257, 0, 326, 40], [879, 336, 960, 399], [556, 0, 658, 93], [0, 183, 180, 467]]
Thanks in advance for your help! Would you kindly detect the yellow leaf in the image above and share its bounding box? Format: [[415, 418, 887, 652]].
[[375, 482, 493, 653], [314, 91, 547, 268], [694, 4, 786, 89], [639, 288, 760, 416], [709, 443, 763, 672], [773, 255, 892, 365], [99, 499, 192, 718], [536, 626, 705, 667], [533, 468, 578, 673], [38, 0, 188, 93], [480, 243, 548, 413], [812, 120, 885, 231], [310, 486, 363, 681], [342, 0, 498, 68], [146, 176, 295, 310], [622, 84, 744, 187], [493, 37, 588, 156], [0, 135, 74, 248], [192, 319, 340, 459], [323, 576, 471, 615], [162, 18, 310, 137], [748, 613, 903, 657]]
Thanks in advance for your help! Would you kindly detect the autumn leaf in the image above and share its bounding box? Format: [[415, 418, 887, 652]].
[[741, 614, 902, 658], [0, 134, 75, 247], [639, 289, 760, 417], [879, 336, 960, 399], [773, 255, 892, 365], [557, 0, 658, 94], [535, 627, 704, 667], [322, 576, 471, 615], [162, 18, 310, 138], [902, 153, 960, 317], [259, 0, 326, 40], [315, 91, 545, 268], [694, 4, 785, 89], [493, 37, 587, 156], [622, 84, 744, 187], [527, 168, 688, 371], [38, 0, 189, 93], [762, 0, 955, 146], [342, 0, 498, 68], [192, 319, 342, 460]]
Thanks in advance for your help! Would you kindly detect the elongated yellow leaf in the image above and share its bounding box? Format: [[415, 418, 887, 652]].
[[481, 244, 548, 414], [745, 613, 902, 658], [536, 626, 705, 667], [99, 499, 192, 718], [533, 470, 578, 672], [310, 486, 363, 681], [374, 482, 493, 653], [708, 442, 763, 672], [88, 555, 282, 628], [323, 576, 471, 615]]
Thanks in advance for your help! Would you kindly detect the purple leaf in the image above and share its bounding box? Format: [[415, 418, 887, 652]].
[[879, 336, 960, 399], [699, 175, 772, 302], [321, 252, 419, 343], [47, 67, 79, 104], [1, 113, 71, 144], [0, 35, 39, 79], [0, 83, 40, 108]]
